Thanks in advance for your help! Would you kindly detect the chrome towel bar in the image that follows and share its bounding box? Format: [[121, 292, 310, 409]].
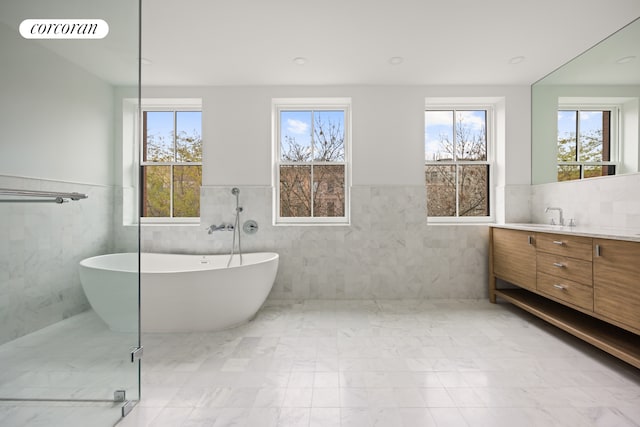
[[0, 188, 88, 204]]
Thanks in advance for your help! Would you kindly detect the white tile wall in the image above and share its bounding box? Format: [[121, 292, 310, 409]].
[[497, 185, 532, 224], [11, 169, 640, 330], [531, 173, 640, 232], [139, 185, 490, 300], [112, 186, 139, 254], [0, 176, 114, 345]]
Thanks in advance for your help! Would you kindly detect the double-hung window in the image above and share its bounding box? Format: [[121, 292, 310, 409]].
[[141, 107, 202, 221], [273, 98, 350, 225], [557, 106, 618, 181], [425, 106, 492, 220]]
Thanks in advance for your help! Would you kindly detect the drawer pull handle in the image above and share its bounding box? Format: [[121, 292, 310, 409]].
[[528, 235, 534, 245], [553, 284, 567, 290], [595, 244, 601, 257], [553, 262, 565, 268], [552, 241, 565, 246]]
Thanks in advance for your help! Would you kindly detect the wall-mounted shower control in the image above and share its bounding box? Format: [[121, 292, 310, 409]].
[[243, 220, 258, 234]]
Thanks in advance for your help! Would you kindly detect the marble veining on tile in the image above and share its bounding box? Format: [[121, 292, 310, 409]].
[[0, 176, 114, 345], [138, 185, 490, 300], [531, 173, 640, 232], [118, 299, 640, 427], [0, 310, 138, 427]]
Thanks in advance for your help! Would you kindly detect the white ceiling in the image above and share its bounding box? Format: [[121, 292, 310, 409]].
[[536, 17, 640, 85], [2, 0, 640, 87], [0, 0, 138, 86], [140, 0, 640, 87]]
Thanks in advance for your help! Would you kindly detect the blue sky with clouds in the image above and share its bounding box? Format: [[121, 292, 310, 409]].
[[557, 110, 605, 160], [280, 110, 344, 160], [145, 111, 201, 160], [557, 110, 603, 139], [424, 110, 485, 161]]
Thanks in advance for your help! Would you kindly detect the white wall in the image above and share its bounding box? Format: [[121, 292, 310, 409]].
[[141, 85, 531, 190], [0, 22, 115, 186], [134, 84, 532, 299], [0, 22, 119, 343]]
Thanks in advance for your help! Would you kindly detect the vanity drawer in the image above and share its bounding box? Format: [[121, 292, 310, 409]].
[[537, 272, 594, 311], [536, 252, 593, 286], [536, 233, 592, 261]]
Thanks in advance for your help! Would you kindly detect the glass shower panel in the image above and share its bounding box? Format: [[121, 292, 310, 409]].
[[0, 0, 140, 425]]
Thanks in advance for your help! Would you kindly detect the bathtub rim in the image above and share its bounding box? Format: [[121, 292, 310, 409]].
[[79, 251, 279, 274]]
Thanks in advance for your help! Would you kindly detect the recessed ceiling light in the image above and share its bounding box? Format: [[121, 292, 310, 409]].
[[508, 56, 525, 65], [616, 55, 636, 64], [292, 57, 307, 65], [389, 56, 404, 65]]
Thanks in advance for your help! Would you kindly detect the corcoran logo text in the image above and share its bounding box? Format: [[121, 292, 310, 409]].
[[19, 19, 109, 39]]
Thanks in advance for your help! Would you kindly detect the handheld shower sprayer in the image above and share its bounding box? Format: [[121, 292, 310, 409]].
[[228, 188, 243, 267]]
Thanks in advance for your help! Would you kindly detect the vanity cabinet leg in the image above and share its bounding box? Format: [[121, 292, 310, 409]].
[[489, 229, 496, 303], [489, 274, 496, 303]]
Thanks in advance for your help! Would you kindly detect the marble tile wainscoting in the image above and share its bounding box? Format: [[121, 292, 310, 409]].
[[0, 175, 114, 345], [139, 185, 489, 300], [495, 185, 532, 224], [531, 173, 640, 231]]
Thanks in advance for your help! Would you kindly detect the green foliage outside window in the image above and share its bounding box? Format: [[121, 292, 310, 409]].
[[142, 111, 202, 218], [557, 110, 614, 182]]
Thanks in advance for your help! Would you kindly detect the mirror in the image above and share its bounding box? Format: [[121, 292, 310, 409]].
[[532, 17, 640, 184]]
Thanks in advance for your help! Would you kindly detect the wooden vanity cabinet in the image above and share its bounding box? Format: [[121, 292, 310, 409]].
[[490, 226, 640, 369], [535, 233, 592, 261], [593, 238, 640, 334], [535, 232, 594, 312], [490, 228, 536, 298]]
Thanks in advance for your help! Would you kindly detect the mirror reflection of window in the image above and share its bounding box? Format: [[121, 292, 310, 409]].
[[557, 107, 617, 181]]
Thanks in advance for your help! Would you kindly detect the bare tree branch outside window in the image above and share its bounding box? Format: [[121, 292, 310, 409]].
[[279, 110, 346, 218], [425, 109, 489, 217]]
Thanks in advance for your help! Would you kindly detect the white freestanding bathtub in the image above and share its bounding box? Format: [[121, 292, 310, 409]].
[[78, 252, 279, 333]]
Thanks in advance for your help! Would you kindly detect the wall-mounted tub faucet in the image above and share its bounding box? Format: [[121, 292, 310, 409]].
[[207, 223, 234, 234], [545, 207, 564, 226]]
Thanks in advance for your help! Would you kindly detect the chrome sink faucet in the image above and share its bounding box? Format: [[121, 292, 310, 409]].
[[545, 207, 564, 226]]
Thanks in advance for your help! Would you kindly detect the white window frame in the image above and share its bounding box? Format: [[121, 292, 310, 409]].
[[139, 99, 203, 224], [425, 102, 495, 224], [557, 103, 619, 180], [272, 98, 351, 226]]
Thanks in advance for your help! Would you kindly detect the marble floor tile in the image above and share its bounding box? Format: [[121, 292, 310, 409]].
[[130, 299, 640, 427], [2, 300, 640, 426], [0, 310, 138, 426]]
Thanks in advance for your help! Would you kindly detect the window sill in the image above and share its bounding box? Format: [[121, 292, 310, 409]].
[[274, 220, 351, 227], [139, 218, 201, 226]]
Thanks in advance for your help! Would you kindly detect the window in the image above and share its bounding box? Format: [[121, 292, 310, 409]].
[[425, 107, 492, 220], [557, 106, 617, 181], [141, 108, 202, 220], [273, 98, 350, 224]]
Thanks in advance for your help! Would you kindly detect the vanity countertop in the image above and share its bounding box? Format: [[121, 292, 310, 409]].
[[491, 223, 640, 243]]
